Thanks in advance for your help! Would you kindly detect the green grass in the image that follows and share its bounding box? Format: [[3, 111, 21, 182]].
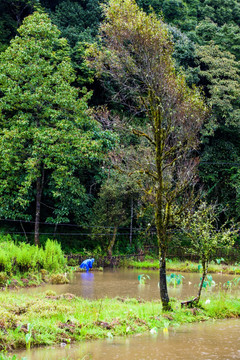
[[128, 259, 240, 274], [0, 291, 239, 352]]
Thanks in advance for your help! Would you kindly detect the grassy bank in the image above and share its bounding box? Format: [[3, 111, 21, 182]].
[[0, 291, 239, 352], [0, 237, 70, 290], [128, 259, 240, 274]]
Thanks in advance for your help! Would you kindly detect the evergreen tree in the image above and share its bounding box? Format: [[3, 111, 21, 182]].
[[0, 12, 114, 245]]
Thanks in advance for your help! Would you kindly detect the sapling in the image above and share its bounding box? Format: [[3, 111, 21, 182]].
[[181, 202, 237, 306]]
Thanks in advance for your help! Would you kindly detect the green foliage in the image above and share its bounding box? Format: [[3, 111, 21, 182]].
[[50, 0, 102, 47], [90, 170, 141, 254], [0, 11, 115, 231], [0, 0, 40, 51], [182, 202, 236, 265], [200, 274, 216, 289], [196, 43, 240, 128], [198, 0, 240, 26], [49, 273, 69, 284], [166, 273, 184, 287], [0, 0, 239, 256], [169, 25, 200, 86], [43, 239, 67, 272], [138, 274, 150, 284], [0, 236, 66, 274], [162, 0, 188, 23], [0, 354, 26, 360], [199, 127, 240, 222], [215, 257, 224, 265], [0, 272, 8, 286], [223, 277, 240, 290]]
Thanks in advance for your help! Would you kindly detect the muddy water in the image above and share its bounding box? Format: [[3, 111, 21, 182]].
[[20, 269, 239, 301], [17, 319, 240, 360]]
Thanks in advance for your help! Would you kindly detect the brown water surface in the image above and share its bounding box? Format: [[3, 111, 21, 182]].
[[16, 319, 240, 360], [20, 269, 239, 301]]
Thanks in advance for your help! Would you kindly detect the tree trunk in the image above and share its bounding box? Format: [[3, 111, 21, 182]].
[[181, 260, 208, 307], [34, 169, 44, 246], [197, 260, 208, 300], [159, 251, 171, 311], [20, 221, 28, 242], [53, 223, 58, 237], [130, 196, 133, 245], [154, 104, 171, 311], [107, 225, 117, 257], [156, 197, 171, 310]]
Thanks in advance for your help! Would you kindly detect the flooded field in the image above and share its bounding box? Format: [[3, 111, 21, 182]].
[[20, 268, 240, 301], [14, 269, 240, 359]]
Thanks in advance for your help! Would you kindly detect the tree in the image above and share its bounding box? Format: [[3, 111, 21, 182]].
[[196, 42, 240, 128], [50, 0, 102, 47], [199, 0, 240, 26], [199, 127, 240, 222], [91, 169, 142, 256], [89, 0, 207, 309], [0, 12, 114, 245], [181, 202, 236, 305]]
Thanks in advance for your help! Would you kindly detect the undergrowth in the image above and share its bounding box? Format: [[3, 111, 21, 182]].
[[0, 236, 67, 275]]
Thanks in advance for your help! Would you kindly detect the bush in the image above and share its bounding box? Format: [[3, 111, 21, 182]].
[[43, 240, 67, 272], [0, 236, 67, 275], [49, 274, 69, 284], [0, 272, 8, 286]]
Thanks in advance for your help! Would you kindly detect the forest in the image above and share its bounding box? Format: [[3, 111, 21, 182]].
[[0, 0, 240, 260]]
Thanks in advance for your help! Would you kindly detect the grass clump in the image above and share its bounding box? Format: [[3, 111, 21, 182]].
[[0, 236, 67, 277], [50, 274, 69, 284]]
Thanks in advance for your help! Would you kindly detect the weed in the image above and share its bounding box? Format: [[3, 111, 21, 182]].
[[138, 274, 150, 284], [199, 274, 216, 289], [166, 273, 184, 287]]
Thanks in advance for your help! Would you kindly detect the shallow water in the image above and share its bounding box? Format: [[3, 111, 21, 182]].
[[20, 269, 239, 301], [16, 319, 240, 360]]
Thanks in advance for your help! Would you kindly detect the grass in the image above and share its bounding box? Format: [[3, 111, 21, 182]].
[[0, 290, 239, 352], [128, 259, 240, 274]]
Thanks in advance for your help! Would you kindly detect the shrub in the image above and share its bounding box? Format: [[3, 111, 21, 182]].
[[0, 272, 8, 286], [49, 274, 69, 284], [43, 240, 67, 272], [0, 236, 67, 275]]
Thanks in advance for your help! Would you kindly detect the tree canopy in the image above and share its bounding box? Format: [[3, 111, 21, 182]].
[[0, 11, 114, 244]]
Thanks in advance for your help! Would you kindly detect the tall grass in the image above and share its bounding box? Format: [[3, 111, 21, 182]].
[[0, 236, 67, 275]]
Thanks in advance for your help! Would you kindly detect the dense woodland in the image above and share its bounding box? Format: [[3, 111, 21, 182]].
[[0, 0, 240, 258]]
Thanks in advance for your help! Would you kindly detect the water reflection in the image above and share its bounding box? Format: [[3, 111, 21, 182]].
[[81, 272, 94, 298]]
